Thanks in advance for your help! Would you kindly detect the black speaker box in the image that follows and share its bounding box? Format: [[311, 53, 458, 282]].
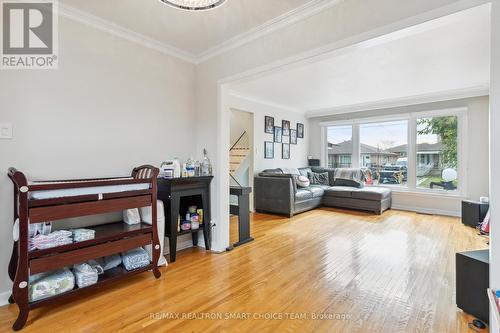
[[462, 200, 489, 228], [456, 249, 489, 323]]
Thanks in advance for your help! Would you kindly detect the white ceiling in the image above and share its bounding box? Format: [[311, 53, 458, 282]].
[[60, 0, 313, 56], [229, 4, 491, 116]]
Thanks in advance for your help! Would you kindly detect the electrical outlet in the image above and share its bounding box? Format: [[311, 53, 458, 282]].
[[0, 123, 13, 139]]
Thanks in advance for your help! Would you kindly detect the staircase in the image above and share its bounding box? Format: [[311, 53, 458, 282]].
[[229, 132, 250, 185], [230, 147, 250, 173]]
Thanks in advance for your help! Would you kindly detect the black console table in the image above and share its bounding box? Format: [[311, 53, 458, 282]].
[[157, 176, 213, 262]]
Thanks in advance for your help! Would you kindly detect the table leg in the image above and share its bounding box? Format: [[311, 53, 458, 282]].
[[234, 192, 254, 247], [169, 195, 179, 262], [201, 190, 211, 250]]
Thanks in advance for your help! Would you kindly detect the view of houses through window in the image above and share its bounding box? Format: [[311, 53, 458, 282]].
[[326, 114, 460, 192], [360, 120, 408, 186], [327, 125, 353, 168]]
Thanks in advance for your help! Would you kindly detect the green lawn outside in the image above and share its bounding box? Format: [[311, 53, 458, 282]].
[[418, 176, 458, 189]]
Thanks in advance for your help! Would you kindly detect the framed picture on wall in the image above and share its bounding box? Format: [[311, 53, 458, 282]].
[[282, 134, 289, 144], [264, 141, 274, 159], [282, 120, 290, 136], [282, 143, 290, 159], [265, 116, 274, 134], [274, 126, 282, 143], [297, 123, 304, 138], [290, 129, 297, 144]]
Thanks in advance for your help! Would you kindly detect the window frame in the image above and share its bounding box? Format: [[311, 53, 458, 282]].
[[320, 107, 468, 196]]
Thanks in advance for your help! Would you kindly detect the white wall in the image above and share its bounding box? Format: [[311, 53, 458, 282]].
[[308, 96, 490, 216], [490, 1, 500, 331], [0, 17, 196, 297], [230, 109, 252, 147]]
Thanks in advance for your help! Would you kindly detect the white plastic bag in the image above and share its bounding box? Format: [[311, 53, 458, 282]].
[[73, 263, 98, 288], [141, 201, 167, 266], [29, 268, 75, 302], [123, 208, 140, 225]]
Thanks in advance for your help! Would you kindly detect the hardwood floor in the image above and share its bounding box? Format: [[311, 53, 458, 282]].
[[0, 208, 489, 332]]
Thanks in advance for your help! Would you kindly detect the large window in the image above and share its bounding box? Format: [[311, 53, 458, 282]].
[[416, 116, 458, 191], [360, 120, 408, 186], [324, 109, 465, 194], [327, 125, 352, 168]]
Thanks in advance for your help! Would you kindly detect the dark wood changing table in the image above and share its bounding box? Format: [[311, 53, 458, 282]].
[[157, 176, 213, 262], [7, 165, 161, 331]]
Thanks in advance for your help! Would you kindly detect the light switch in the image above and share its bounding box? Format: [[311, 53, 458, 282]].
[[0, 123, 13, 139]]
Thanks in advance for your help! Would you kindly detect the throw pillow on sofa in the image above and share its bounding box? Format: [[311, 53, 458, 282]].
[[308, 172, 330, 186], [296, 175, 310, 188]]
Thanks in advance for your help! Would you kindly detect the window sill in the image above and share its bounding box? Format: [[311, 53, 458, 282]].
[[366, 184, 465, 198], [388, 187, 466, 199]]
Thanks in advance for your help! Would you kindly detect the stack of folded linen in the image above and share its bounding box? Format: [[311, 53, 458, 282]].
[[121, 248, 150, 271], [29, 230, 73, 250], [71, 228, 95, 242], [29, 268, 75, 302], [72, 263, 98, 288]]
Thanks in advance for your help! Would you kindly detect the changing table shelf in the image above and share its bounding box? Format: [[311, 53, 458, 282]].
[[29, 222, 153, 259], [29, 264, 154, 309]]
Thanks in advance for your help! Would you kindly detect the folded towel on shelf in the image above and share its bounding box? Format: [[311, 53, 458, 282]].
[[29, 268, 75, 302], [95, 254, 122, 271], [73, 263, 98, 288], [13, 220, 52, 242], [121, 248, 150, 271], [71, 228, 95, 242], [29, 230, 73, 250]]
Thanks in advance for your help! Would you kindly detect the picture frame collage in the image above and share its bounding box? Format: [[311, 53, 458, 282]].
[[264, 116, 304, 159]]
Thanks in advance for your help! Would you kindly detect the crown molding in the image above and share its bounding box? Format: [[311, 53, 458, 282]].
[[58, 3, 198, 64], [57, 1, 344, 65], [227, 90, 304, 115], [305, 85, 490, 118], [196, 0, 344, 64]]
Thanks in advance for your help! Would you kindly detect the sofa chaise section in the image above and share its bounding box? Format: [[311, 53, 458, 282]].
[[254, 167, 392, 217]]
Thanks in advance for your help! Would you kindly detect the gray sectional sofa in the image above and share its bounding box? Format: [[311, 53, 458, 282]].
[[254, 167, 392, 217]]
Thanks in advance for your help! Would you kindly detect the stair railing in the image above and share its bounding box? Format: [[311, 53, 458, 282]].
[[230, 131, 247, 151]]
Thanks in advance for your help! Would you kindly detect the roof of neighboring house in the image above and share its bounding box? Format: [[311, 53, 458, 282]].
[[388, 142, 444, 153], [328, 140, 445, 155], [328, 140, 396, 155]]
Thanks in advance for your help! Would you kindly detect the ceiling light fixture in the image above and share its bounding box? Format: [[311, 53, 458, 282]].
[[159, 0, 227, 11]]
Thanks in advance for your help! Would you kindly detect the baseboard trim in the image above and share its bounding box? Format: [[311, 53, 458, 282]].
[[392, 204, 461, 217]]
